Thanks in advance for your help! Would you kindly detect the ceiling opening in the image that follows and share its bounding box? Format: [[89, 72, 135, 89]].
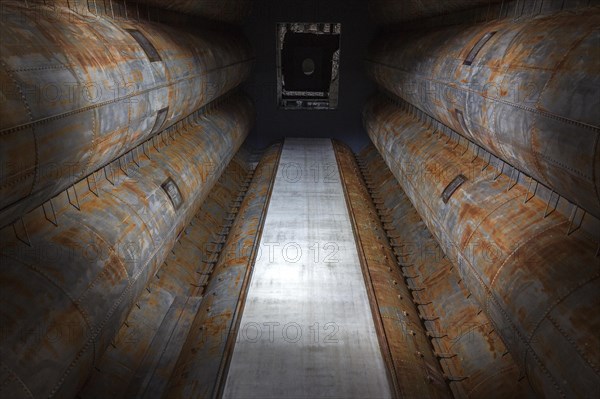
[[276, 22, 341, 110]]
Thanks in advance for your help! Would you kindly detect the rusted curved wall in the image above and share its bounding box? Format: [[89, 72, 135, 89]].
[[367, 10, 600, 217], [364, 95, 600, 398], [78, 150, 252, 399], [359, 144, 537, 398], [166, 143, 281, 399], [136, 0, 252, 23], [368, 0, 500, 25], [0, 1, 253, 228], [334, 141, 452, 399], [0, 94, 254, 399]]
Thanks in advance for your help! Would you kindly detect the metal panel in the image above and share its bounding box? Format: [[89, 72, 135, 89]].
[[334, 141, 452, 399], [77, 149, 253, 399], [165, 143, 282, 399], [367, 9, 600, 218], [0, 1, 253, 228], [0, 94, 254, 399], [364, 94, 600, 398], [134, 0, 251, 23], [358, 144, 537, 399], [368, 0, 503, 25], [222, 139, 392, 399]]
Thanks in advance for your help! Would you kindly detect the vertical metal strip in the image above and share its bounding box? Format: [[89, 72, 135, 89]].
[[331, 140, 402, 399], [212, 143, 284, 399]]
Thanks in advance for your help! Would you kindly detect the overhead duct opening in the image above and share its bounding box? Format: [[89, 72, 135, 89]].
[[277, 23, 341, 110]]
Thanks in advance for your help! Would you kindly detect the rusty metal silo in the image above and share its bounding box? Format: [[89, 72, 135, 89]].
[[0, 93, 254, 399], [364, 94, 600, 398], [166, 143, 281, 398], [357, 144, 538, 399], [367, 9, 600, 217], [0, 1, 253, 228]]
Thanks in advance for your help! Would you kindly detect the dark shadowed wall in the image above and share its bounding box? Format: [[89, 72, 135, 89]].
[[242, 0, 376, 151]]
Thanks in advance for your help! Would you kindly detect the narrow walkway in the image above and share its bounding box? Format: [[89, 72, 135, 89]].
[[223, 138, 391, 398]]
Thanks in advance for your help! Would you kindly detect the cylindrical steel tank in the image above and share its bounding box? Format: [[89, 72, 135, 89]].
[[0, 1, 253, 227], [364, 95, 600, 398], [0, 94, 254, 399], [135, 0, 252, 23], [166, 143, 282, 399], [77, 150, 252, 399], [358, 144, 537, 398], [367, 9, 600, 217], [368, 0, 501, 25]]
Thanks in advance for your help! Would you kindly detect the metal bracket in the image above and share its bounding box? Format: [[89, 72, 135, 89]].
[[132, 147, 140, 167], [435, 352, 457, 359], [87, 173, 99, 197], [481, 151, 492, 171], [104, 164, 115, 186], [427, 332, 448, 339], [118, 156, 129, 177], [506, 167, 520, 191], [462, 140, 471, 155], [493, 159, 505, 181], [471, 144, 481, 163], [524, 176, 538, 203], [566, 205, 584, 235], [42, 199, 58, 226], [445, 375, 468, 382], [544, 190, 560, 218], [66, 185, 81, 211], [152, 135, 161, 152], [142, 141, 151, 160], [13, 218, 32, 247]]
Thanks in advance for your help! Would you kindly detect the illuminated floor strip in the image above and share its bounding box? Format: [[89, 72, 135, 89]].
[[222, 138, 391, 399]]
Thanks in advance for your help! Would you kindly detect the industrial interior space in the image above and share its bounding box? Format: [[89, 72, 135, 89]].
[[0, 0, 599, 398]]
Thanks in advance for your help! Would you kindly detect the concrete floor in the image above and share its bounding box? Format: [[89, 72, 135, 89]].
[[222, 138, 392, 398]]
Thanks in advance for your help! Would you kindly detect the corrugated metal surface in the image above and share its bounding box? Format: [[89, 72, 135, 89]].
[[0, 94, 254, 399], [364, 94, 600, 398], [165, 142, 282, 399], [334, 141, 451, 399], [358, 144, 538, 399], [0, 1, 253, 227], [367, 9, 600, 217]]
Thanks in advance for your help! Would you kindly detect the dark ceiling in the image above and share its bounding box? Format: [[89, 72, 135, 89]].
[[241, 0, 377, 151]]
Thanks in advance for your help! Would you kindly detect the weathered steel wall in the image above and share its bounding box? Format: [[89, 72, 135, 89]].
[[367, 9, 600, 217], [368, 0, 501, 25], [0, 1, 253, 228], [368, 0, 595, 29], [358, 144, 537, 398], [364, 95, 600, 398], [135, 0, 251, 23], [0, 94, 254, 399], [51, 0, 251, 24], [333, 141, 452, 399], [165, 142, 282, 399], [77, 149, 253, 398], [392, 0, 600, 31]]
